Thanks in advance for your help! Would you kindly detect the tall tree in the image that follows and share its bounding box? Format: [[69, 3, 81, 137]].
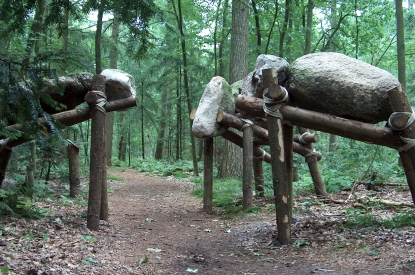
[[217, 0, 249, 178], [395, 0, 406, 88], [171, 0, 199, 176]]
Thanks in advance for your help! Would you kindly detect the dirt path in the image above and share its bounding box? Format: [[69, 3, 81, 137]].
[[96, 169, 415, 275], [1, 169, 415, 274]]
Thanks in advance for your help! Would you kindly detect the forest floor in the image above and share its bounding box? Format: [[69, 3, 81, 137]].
[[1, 168, 415, 275]]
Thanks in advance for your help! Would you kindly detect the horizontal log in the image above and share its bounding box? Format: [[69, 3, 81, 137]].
[[236, 94, 402, 149], [4, 96, 137, 148], [218, 111, 321, 160]]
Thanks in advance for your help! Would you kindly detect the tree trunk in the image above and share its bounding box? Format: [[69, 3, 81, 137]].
[[219, 0, 229, 77], [396, 0, 407, 87], [95, 5, 104, 74], [155, 88, 171, 160], [304, 0, 313, 55], [23, 0, 46, 66], [68, 141, 81, 197], [251, 0, 261, 56], [279, 0, 292, 57], [106, 12, 121, 166], [0, 148, 12, 189], [217, 0, 249, 178], [174, 0, 199, 176]]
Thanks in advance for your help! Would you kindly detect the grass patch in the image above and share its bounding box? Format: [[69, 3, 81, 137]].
[[345, 210, 415, 229]]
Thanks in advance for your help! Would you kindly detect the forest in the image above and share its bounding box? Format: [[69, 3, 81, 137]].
[[0, 0, 415, 274]]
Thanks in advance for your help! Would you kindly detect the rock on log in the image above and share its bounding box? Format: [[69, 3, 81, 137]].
[[42, 69, 135, 113], [192, 76, 235, 138], [286, 52, 400, 123]]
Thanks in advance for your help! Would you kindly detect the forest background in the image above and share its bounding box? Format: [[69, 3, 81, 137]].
[[0, 0, 414, 204]]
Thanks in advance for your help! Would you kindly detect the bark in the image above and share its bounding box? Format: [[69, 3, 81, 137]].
[[263, 68, 291, 245], [395, 0, 407, 87], [85, 75, 107, 231], [68, 141, 81, 197], [242, 122, 253, 209], [235, 94, 403, 149], [203, 137, 214, 213], [219, 0, 229, 77]]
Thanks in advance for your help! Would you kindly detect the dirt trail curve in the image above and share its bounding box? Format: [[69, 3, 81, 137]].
[[94, 169, 414, 275]]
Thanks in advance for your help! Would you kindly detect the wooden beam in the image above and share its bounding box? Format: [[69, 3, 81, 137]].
[[236, 94, 402, 149]]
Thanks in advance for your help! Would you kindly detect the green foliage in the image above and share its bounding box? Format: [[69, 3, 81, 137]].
[[383, 211, 415, 229], [345, 209, 415, 229]]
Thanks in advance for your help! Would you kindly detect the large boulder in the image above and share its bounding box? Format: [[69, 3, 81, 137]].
[[192, 76, 235, 138], [241, 54, 290, 98], [286, 52, 400, 123]]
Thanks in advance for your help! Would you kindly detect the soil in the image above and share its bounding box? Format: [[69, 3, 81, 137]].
[[1, 168, 415, 275]]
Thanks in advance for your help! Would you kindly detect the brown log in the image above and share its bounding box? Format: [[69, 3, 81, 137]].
[[283, 124, 294, 225], [221, 130, 271, 163], [236, 94, 403, 149], [294, 132, 319, 144], [203, 137, 214, 214], [242, 123, 253, 209], [3, 96, 137, 148], [263, 68, 291, 245], [67, 140, 81, 198], [86, 75, 107, 231], [387, 85, 415, 205], [298, 127, 327, 197], [253, 157, 264, 197]]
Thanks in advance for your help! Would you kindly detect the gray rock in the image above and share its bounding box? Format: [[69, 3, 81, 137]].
[[242, 54, 290, 98], [286, 52, 399, 123], [101, 69, 136, 101], [192, 76, 235, 138]]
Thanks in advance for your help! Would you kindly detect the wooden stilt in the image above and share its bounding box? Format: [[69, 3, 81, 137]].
[[0, 146, 12, 189], [203, 137, 214, 213], [387, 85, 415, 205], [253, 158, 264, 197], [68, 141, 81, 198], [283, 124, 294, 225], [242, 121, 253, 209], [298, 127, 327, 197], [263, 68, 291, 245], [85, 75, 107, 231]]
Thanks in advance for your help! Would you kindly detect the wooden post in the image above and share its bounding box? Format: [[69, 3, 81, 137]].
[[203, 137, 214, 213], [298, 127, 328, 197], [283, 124, 294, 225], [0, 143, 12, 189], [242, 120, 253, 209], [253, 158, 264, 197], [387, 85, 415, 204], [263, 68, 291, 245], [85, 75, 107, 231], [67, 140, 81, 198]]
